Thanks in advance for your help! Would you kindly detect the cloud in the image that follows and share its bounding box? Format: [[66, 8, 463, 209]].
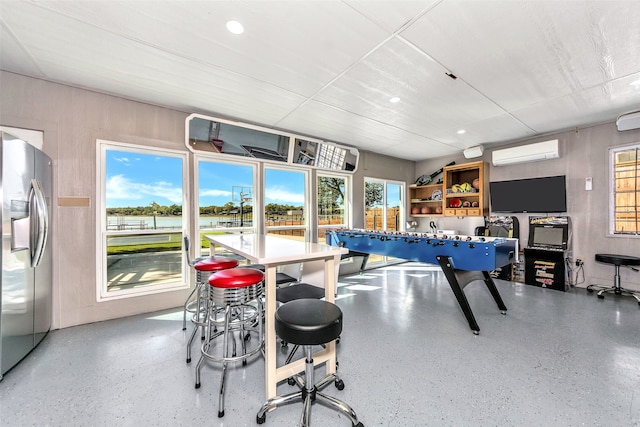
[[200, 189, 232, 198], [265, 186, 304, 204], [106, 174, 183, 205], [112, 156, 131, 165]]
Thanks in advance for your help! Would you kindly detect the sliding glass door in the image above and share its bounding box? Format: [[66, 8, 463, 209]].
[[364, 178, 405, 266]]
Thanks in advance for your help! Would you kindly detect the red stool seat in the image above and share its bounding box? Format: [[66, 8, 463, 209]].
[[209, 267, 264, 288], [194, 256, 239, 272]]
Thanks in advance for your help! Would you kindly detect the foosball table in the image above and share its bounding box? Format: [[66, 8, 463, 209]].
[[326, 228, 519, 334]]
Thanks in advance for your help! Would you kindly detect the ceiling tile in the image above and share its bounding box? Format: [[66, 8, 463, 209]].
[[513, 72, 640, 131], [0, 19, 46, 78], [425, 113, 538, 148], [402, 0, 640, 111], [25, 0, 390, 97], [345, 0, 439, 33], [312, 37, 508, 140], [1, 1, 639, 161], [0, 2, 307, 125], [278, 100, 458, 160]]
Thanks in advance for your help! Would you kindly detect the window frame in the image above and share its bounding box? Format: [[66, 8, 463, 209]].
[[263, 164, 310, 242], [364, 177, 405, 232], [363, 177, 406, 267], [609, 142, 640, 237], [316, 171, 351, 242], [194, 154, 259, 257], [96, 139, 189, 301]]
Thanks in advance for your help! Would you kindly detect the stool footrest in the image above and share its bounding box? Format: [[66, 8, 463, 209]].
[[256, 344, 361, 426]]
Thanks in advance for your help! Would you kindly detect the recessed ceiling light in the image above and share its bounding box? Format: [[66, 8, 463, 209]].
[[457, 129, 466, 134], [631, 79, 640, 88], [226, 20, 244, 34], [389, 97, 400, 103]]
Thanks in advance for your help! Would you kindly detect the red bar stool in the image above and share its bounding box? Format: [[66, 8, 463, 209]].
[[185, 255, 239, 364], [195, 267, 264, 418]]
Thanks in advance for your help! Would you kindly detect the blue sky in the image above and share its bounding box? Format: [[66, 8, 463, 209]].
[[106, 150, 305, 208]]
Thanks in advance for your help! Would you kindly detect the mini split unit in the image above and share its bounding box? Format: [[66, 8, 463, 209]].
[[492, 139, 559, 166], [616, 111, 640, 131]]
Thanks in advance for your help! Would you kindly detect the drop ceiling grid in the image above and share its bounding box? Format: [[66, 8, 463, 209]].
[[0, 0, 639, 160], [277, 99, 457, 160], [401, 1, 640, 113], [312, 37, 509, 139], [510, 72, 640, 132]]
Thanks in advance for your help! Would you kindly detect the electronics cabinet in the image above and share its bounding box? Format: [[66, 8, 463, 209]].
[[443, 161, 489, 217], [523, 247, 568, 291], [523, 216, 570, 291], [409, 183, 444, 217]]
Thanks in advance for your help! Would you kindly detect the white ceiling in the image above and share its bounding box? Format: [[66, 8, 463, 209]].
[[1, 0, 639, 161]]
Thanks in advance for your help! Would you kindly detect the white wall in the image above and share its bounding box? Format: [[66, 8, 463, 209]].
[[0, 71, 416, 328], [416, 123, 640, 292], [1, 71, 191, 328]]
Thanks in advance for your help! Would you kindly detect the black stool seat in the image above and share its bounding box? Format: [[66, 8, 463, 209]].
[[276, 283, 325, 303], [587, 253, 640, 305], [595, 254, 640, 266], [275, 299, 342, 346], [244, 264, 297, 285]]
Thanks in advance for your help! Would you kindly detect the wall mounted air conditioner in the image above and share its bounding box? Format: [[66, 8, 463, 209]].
[[616, 111, 640, 131], [463, 145, 484, 159], [492, 139, 559, 166]]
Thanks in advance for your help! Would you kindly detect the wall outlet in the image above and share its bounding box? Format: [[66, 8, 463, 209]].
[[575, 257, 584, 266]]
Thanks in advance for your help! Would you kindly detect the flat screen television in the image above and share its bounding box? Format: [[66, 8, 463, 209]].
[[489, 175, 567, 213]]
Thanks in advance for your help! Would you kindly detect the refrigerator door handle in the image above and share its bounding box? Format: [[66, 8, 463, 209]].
[[30, 178, 49, 268]]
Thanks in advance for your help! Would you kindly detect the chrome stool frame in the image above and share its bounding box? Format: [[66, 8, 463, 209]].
[[195, 268, 265, 418], [182, 236, 208, 331], [257, 299, 362, 427], [185, 256, 239, 364]]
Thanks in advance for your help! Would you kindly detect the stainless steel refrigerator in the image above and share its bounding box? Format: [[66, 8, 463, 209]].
[[1, 131, 52, 380]]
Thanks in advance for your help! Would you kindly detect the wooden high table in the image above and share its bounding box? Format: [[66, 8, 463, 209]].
[[205, 233, 348, 399]]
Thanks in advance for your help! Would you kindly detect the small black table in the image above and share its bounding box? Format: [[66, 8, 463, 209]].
[[587, 254, 640, 305]]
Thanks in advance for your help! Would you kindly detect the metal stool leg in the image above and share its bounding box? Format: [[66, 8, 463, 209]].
[[196, 282, 264, 418], [587, 264, 640, 304], [257, 345, 361, 426], [182, 284, 199, 330]]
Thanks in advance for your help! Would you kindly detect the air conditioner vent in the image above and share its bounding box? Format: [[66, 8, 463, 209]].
[[492, 140, 559, 166]]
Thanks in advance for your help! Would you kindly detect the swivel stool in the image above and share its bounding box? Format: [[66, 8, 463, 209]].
[[185, 255, 239, 364], [276, 282, 326, 364], [587, 254, 640, 305], [182, 235, 239, 331], [256, 298, 363, 427], [195, 267, 264, 418]]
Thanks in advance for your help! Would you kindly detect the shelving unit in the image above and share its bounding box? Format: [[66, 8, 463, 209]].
[[408, 161, 489, 218], [442, 161, 489, 217], [409, 183, 444, 216]]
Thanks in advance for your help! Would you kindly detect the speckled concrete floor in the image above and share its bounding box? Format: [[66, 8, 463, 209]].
[[1, 263, 639, 426]]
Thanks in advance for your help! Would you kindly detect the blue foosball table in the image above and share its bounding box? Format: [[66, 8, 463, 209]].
[[326, 229, 519, 334]]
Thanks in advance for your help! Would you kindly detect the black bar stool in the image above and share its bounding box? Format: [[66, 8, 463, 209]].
[[587, 253, 640, 305], [276, 282, 326, 364], [256, 298, 363, 427]]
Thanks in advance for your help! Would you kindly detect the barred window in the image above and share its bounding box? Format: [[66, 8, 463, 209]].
[[611, 144, 640, 235]]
